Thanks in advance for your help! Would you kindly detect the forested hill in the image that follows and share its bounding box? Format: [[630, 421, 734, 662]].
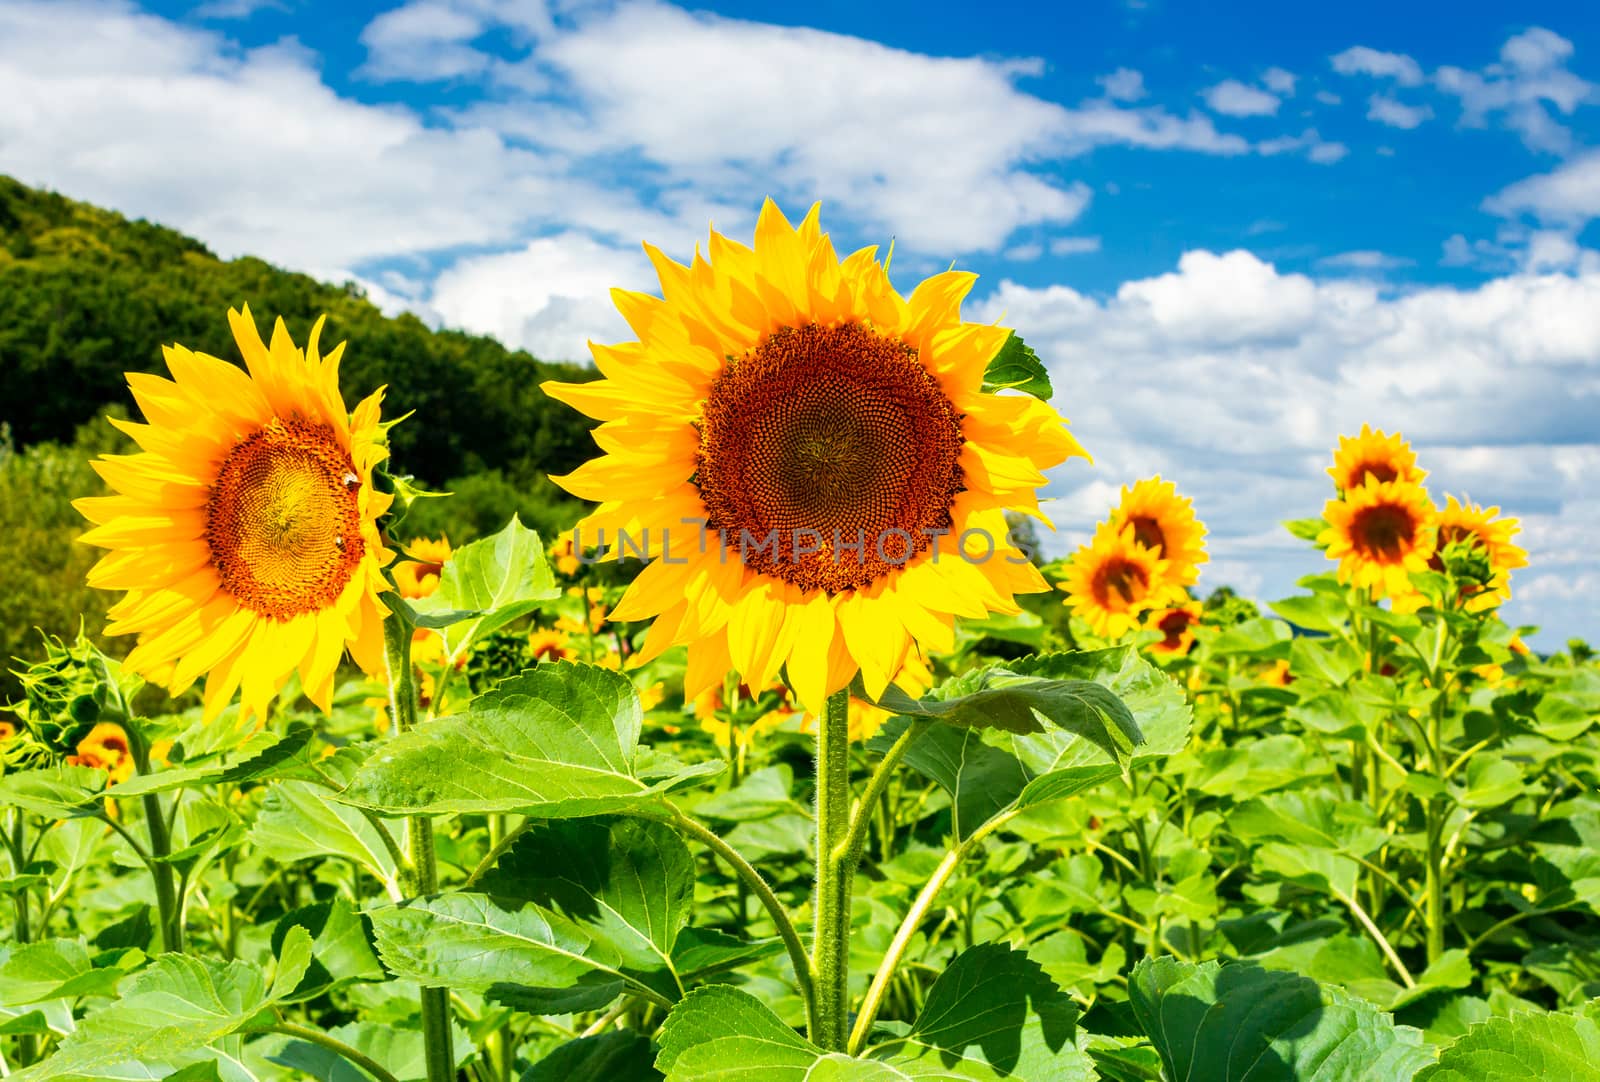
[[0, 175, 597, 497]]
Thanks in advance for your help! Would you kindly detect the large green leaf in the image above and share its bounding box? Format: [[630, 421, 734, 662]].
[[270, 1020, 474, 1082], [868, 944, 1095, 1080], [403, 515, 559, 658], [478, 817, 693, 996], [271, 898, 385, 996], [367, 892, 664, 1014], [1415, 1000, 1600, 1081], [109, 727, 309, 797], [0, 765, 106, 817], [1128, 957, 1433, 1082], [654, 985, 816, 1081], [338, 662, 720, 818], [883, 721, 1029, 839], [10, 928, 311, 1081], [249, 780, 400, 887]]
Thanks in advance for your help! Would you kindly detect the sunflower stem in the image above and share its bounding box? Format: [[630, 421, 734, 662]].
[[384, 616, 455, 1082], [811, 688, 854, 1052], [127, 728, 183, 953]]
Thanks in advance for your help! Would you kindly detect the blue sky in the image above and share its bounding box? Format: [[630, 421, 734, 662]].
[[3, 0, 1598, 644]]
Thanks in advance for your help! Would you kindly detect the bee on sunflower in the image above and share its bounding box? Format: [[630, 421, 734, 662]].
[[75, 308, 394, 723]]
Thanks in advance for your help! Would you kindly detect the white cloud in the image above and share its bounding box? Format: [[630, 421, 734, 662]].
[[1435, 27, 1595, 154], [192, 0, 289, 17], [1366, 95, 1433, 129], [1202, 78, 1280, 117], [1315, 90, 1342, 105], [1256, 129, 1348, 164], [972, 255, 1600, 645], [428, 232, 652, 359], [1262, 67, 1297, 95], [1486, 151, 1600, 225], [1097, 67, 1145, 102], [1003, 241, 1045, 261], [1049, 236, 1102, 256], [1316, 250, 1414, 271], [1331, 45, 1424, 86]]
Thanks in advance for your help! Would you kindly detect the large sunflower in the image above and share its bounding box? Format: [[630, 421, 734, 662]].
[[1318, 477, 1435, 598], [1328, 424, 1426, 493], [543, 201, 1085, 711], [1110, 477, 1207, 586], [1060, 522, 1186, 639], [75, 307, 393, 723]]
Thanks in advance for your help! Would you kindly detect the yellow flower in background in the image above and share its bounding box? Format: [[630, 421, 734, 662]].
[[1259, 659, 1293, 687], [1111, 477, 1208, 587], [393, 537, 452, 599], [695, 683, 792, 753], [549, 534, 583, 577], [75, 307, 393, 723], [638, 682, 667, 712], [529, 628, 575, 663], [1433, 496, 1527, 609], [1061, 522, 1187, 639], [0, 718, 16, 742], [66, 722, 135, 784], [1146, 601, 1203, 657], [544, 201, 1086, 712], [1328, 424, 1426, 494], [1319, 477, 1436, 599]]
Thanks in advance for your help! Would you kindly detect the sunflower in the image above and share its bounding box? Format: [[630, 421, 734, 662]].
[[1318, 477, 1435, 598], [549, 535, 583, 577], [543, 201, 1086, 711], [0, 718, 18, 743], [529, 628, 576, 663], [1328, 424, 1426, 494], [65, 722, 135, 784], [393, 537, 451, 600], [1259, 659, 1293, 687], [1061, 522, 1187, 639], [75, 307, 393, 723], [1434, 496, 1527, 610], [1111, 477, 1208, 586], [1145, 601, 1203, 657]]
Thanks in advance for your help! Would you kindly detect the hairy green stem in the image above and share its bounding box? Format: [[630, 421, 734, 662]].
[[840, 717, 930, 892], [268, 1022, 405, 1082], [127, 733, 182, 953], [811, 688, 854, 1051], [384, 617, 455, 1082]]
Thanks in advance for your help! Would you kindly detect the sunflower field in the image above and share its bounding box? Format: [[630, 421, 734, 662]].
[[2, 201, 1598, 1082]]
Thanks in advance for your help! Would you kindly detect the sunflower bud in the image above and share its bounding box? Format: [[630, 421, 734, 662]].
[[9, 632, 139, 754]]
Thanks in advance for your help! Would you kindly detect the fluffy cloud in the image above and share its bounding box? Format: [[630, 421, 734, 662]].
[[1435, 27, 1595, 154], [1486, 151, 1600, 224], [1262, 67, 1297, 95], [1331, 46, 1425, 86], [1367, 95, 1433, 129], [972, 253, 1600, 645], [1202, 79, 1281, 117], [1097, 67, 1146, 102]]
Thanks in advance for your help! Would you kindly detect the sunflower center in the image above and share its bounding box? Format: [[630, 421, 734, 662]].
[[695, 321, 965, 594], [1157, 607, 1194, 648], [1093, 557, 1149, 608], [206, 417, 365, 619], [1129, 516, 1166, 554], [1349, 503, 1416, 563]]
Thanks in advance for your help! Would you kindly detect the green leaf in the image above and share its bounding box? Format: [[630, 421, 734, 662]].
[[885, 720, 1029, 840], [1415, 1000, 1600, 1081], [1129, 957, 1433, 1082], [339, 662, 719, 818], [405, 515, 559, 657], [271, 897, 385, 996], [1269, 594, 1346, 634], [0, 940, 139, 1006], [270, 1019, 472, 1082], [868, 943, 1094, 1080], [654, 985, 816, 1081], [477, 818, 693, 992], [670, 928, 784, 981], [867, 663, 1139, 749], [368, 892, 656, 1015], [0, 765, 106, 817], [694, 765, 799, 822], [249, 780, 400, 886], [1457, 754, 1524, 809], [9, 928, 312, 1081], [981, 333, 1053, 400], [110, 727, 308, 797], [523, 1032, 663, 1082], [1283, 517, 1328, 542]]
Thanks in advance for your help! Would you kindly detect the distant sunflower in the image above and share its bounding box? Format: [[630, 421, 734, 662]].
[[393, 537, 451, 599], [1318, 477, 1435, 598], [65, 722, 135, 784], [544, 201, 1086, 711], [528, 628, 576, 663], [1061, 522, 1187, 639], [1328, 424, 1426, 494], [1396, 495, 1528, 613], [1145, 601, 1203, 657], [76, 308, 393, 723], [1111, 478, 1208, 587]]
